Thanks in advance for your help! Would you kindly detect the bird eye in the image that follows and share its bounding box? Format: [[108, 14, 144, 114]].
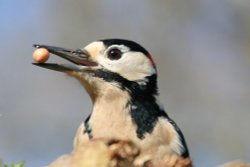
[[107, 48, 122, 60]]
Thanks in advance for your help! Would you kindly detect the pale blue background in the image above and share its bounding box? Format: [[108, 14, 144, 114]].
[[0, 1, 250, 166]]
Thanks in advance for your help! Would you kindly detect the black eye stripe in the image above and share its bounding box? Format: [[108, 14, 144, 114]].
[[107, 48, 122, 60]]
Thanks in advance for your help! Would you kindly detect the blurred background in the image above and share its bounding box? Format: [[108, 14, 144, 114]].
[[0, 0, 249, 166]]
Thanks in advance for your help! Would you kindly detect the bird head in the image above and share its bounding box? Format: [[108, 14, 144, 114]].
[[33, 39, 158, 100], [32, 40, 191, 159]]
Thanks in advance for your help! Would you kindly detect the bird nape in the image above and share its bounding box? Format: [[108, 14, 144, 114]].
[[33, 39, 192, 167]]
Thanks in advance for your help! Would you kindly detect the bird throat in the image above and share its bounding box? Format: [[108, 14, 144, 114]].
[[82, 70, 168, 140], [86, 83, 136, 140]]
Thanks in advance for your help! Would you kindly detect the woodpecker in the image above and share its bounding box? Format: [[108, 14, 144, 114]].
[[33, 39, 191, 166]]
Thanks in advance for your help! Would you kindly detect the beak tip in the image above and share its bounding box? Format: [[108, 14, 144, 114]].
[[33, 44, 41, 48]]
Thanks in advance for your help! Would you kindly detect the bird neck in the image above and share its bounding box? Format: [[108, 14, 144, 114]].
[[87, 83, 135, 139], [85, 72, 169, 140]]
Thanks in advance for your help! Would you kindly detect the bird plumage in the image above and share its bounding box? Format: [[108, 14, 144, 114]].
[[33, 39, 191, 166]]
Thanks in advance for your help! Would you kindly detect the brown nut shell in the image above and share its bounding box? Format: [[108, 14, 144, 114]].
[[33, 48, 49, 63]]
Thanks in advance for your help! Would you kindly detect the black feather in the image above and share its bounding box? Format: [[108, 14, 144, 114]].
[[84, 114, 93, 139], [101, 39, 149, 56]]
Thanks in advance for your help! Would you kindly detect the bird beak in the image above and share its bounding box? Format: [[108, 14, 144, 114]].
[[32, 44, 98, 72]]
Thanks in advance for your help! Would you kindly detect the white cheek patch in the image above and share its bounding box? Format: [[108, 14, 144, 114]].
[[98, 51, 156, 81]]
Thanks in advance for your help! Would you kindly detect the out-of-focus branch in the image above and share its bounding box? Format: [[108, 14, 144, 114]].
[[48, 139, 192, 167]]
